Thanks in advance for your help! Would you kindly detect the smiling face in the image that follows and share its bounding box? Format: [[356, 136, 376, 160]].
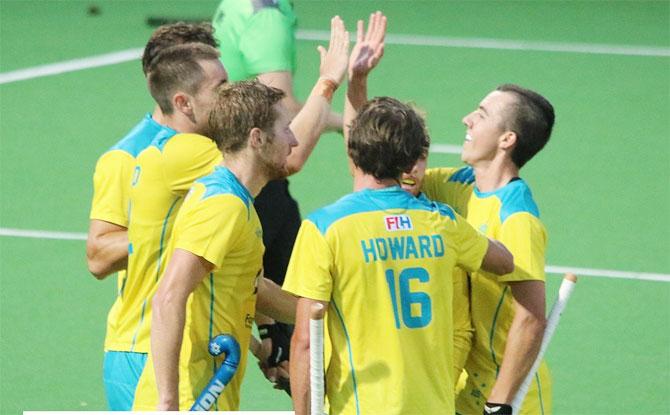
[[461, 90, 517, 166]]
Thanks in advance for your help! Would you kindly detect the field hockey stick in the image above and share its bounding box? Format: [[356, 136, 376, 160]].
[[310, 303, 326, 415], [511, 273, 577, 412], [190, 334, 241, 411]]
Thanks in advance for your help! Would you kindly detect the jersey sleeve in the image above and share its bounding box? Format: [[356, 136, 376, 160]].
[[282, 220, 334, 302], [498, 212, 547, 283], [452, 212, 489, 273], [238, 7, 295, 76], [163, 135, 222, 195], [422, 167, 469, 214], [89, 150, 134, 226], [173, 195, 246, 268]]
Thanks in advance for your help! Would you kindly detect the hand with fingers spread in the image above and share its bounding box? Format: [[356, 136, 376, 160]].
[[317, 16, 350, 86], [348, 11, 387, 80]]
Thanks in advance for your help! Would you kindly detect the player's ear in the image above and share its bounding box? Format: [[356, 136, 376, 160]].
[[249, 127, 265, 148], [500, 131, 517, 150], [173, 92, 194, 117]]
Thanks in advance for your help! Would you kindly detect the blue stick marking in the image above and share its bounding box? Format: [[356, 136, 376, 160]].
[[190, 334, 240, 412]]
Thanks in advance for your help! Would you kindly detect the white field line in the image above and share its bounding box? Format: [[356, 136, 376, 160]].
[[1, 227, 668, 282], [431, 144, 462, 154], [0, 48, 143, 85], [1, 32, 668, 85]]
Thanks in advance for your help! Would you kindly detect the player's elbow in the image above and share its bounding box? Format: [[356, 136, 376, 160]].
[[86, 249, 110, 280]]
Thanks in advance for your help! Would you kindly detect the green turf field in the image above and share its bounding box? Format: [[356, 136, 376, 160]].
[[1, 1, 668, 413]]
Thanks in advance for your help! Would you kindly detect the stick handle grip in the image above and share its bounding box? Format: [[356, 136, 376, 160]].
[[310, 303, 325, 415], [511, 273, 577, 412]]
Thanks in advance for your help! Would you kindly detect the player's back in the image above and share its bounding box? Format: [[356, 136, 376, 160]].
[[292, 186, 488, 414], [108, 133, 221, 353], [94, 114, 176, 352]]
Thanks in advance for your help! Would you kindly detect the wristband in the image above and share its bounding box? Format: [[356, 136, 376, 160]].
[[315, 77, 338, 102]]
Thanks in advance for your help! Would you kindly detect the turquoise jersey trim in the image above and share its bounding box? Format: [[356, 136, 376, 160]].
[[197, 166, 254, 213], [130, 299, 147, 352], [209, 272, 219, 411], [109, 113, 176, 157], [155, 197, 181, 282], [447, 166, 475, 185], [332, 300, 361, 415], [474, 179, 540, 222], [536, 372, 545, 415], [308, 186, 455, 235], [489, 286, 508, 375]]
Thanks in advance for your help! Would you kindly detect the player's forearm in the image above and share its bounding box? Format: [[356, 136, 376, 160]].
[[325, 110, 344, 133], [86, 228, 128, 279], [286, 79, 339, 174], [289, 319, 311, 415], [151, 291, 188, 410], [257, 278, 297, 324], [487, 310, 546, 403], [343, 75, 368, 144]]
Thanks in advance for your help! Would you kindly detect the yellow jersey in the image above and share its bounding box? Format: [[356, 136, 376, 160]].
[[90, 114, 176, 351], [105, 133, 221, 353], [133, 166, 264, 411], [283, 186, 489, 415], [423, 166, 550, 413]]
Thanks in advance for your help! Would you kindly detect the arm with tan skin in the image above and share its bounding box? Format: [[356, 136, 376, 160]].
[[86, 220, 128, 279], [151, 249, 214, 411], [257, 277, 297, 324], [290, 297, 328, 415], [480, 238, 515, 275], [258, 71, 343, 133], [281, 16, 349, 175], [487, 280, 547, 404], [343, 12, 387, 144]]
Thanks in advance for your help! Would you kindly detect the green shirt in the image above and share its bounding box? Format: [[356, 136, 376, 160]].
[[212, 0, 297, 81]]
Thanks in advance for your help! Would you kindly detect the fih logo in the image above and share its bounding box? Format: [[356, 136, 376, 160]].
[[384, 215, 412, 231]]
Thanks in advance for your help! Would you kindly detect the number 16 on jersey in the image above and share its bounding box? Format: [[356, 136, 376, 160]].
[[384, 267, 432, 329]]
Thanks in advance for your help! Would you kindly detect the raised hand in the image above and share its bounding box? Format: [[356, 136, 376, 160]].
[[348, 11, 387, 79], [317, 16, 350, 86]]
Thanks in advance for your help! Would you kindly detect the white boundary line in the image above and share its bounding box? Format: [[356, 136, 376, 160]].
[[0, 227, 87, 241], [431, 144, 462, 154], [0, 48, 142, 85], [1, 227, 667, 282], [1, 31, 668, 85]]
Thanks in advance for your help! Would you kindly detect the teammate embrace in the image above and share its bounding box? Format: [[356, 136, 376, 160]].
[[88, 6, 555, 415]]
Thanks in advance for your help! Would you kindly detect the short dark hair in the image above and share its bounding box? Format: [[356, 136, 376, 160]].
[[348, 97, 430, 181], [496, 84, 555, 168], [142, 22, 218, 75], [208, 80, 285, 153], [146, 43, 220, 115]]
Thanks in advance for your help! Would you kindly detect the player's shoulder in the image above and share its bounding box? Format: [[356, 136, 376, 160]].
[[106, 114, 175, 158], [307, 186, 456, 235], [479, 178, 540, 222], [425, 165, 474, 185], [150, 132, 213, 153], [192, 166, 253, 211]]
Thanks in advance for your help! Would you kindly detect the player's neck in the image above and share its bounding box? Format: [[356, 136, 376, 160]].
[[353, 170, 399, 192], [151, 105, 165, 125], [221, 156, 268, 198], [472, 157, 519, 193]]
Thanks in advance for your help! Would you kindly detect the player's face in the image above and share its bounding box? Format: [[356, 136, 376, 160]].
[[461, 90, 515, 166], [259, 103, 298, 180], [401, 156, 427, 196], [192, 59, 228, 136]]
